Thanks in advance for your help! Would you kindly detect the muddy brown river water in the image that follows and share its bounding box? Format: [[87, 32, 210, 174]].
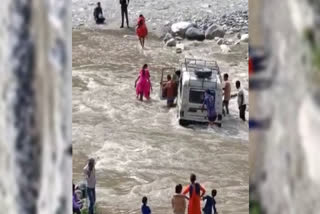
[[72, 28, 248, 214]]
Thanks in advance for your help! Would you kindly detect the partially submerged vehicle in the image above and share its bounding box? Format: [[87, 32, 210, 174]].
[[176, 58, 223, 126]]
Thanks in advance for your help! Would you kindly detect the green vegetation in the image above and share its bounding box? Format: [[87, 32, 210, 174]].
[[81, 205, 97, 214], [250, 199, 262, 214], [303, 28, 320, 83]]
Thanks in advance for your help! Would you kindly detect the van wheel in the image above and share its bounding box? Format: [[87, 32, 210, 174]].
[[179, 119, 189, 126]]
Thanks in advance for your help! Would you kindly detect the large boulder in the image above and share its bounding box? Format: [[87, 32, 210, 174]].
[[205, 24, 225, 39], [166, 38, 176, 47], [185, 27, 205, 41], [171, 22, 193, 37]]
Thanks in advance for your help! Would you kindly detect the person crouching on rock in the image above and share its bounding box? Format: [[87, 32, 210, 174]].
[[93, 2, 105, 24], [136, 14, 148, 49]]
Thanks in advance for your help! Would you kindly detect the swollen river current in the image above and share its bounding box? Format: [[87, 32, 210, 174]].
[[72, 28, 248, 214]]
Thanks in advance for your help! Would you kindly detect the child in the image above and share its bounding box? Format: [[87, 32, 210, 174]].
[[202, 189, 218, 214], [171, 184, 186, 214], [141, 196, 151, 214]]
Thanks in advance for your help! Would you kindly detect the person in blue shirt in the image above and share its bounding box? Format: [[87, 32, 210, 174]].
[[141, 196, 151, 214], [202, 189, 218, 214]]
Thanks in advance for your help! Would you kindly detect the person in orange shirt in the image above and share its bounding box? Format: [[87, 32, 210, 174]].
[[183, 174, 206, 214]]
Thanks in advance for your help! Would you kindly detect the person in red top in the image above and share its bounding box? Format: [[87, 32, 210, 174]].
[[183, 174, 206, 214], [136, 14, 148, 49], [163, 74, 175, 107]]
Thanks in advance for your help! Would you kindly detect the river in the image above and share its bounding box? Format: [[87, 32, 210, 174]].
[[72, 28, 248, 214]]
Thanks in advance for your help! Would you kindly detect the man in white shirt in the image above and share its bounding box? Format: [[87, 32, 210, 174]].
[[235, 80, 246, 121]]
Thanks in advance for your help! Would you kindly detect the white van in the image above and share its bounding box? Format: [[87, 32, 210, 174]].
[[176, 58, 223, 126]]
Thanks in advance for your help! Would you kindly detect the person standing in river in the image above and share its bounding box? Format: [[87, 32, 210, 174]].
[[135, 64, 152, 101], [183, 174, 206, 214], [136, 14, 148, 48], [222, 73, 231, 116], [83, 158, 96, 214], [120, 0, 130, 28]]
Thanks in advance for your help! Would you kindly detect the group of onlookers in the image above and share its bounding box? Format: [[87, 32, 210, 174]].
[[73, 160, 218, 214], [141, 174, 218, 214]]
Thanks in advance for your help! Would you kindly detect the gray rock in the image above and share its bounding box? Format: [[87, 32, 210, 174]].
[[205, 25, 225, 39], [185, 27, 205, 41], [163, 33, 173, 43], [217, 38, 224, 45], [166, 38, 176, 47]]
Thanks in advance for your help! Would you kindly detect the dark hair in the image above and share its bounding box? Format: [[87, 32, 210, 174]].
[[143, 64, 148, 69], [142, 196, 148, 204], [190, 173, 196, 183], [175, 184, 183, 194], [167, 74, 171, 80], [88, 158, 95, 172], [139, 14, 143, 18], [73, 183, 75, 193], [223, 73, 229, 80], [212, 189, 217, 197], [97, 2, 101, 5], [236, 80, 241, 88], [175, 70, 181, 77]]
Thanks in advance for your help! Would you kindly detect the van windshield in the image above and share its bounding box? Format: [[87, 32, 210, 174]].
[[189, 89, 215, 104]]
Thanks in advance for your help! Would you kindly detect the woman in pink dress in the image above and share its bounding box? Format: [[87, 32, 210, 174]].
[[136, 14, 148, 49], [135, 64, 152, 101]]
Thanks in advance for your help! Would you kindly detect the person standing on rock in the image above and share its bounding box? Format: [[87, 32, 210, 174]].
[[183, 174, 206, 214], [120, 0, 130, 28], [93, 2, 105, 24], [136, 14, 148, 49], [84, 158, 96, 214]]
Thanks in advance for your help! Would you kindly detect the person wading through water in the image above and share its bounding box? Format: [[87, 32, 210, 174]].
[[120, 0, 129, 28]]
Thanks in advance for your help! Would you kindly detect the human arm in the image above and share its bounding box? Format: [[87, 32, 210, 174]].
[[134, 76, 140, 88], [73, 195, 81, 209], [238, 91, 244, 106], [200, 185, 206, 198], [213, 204, 217, 214], [182, 186, 190, 195]]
